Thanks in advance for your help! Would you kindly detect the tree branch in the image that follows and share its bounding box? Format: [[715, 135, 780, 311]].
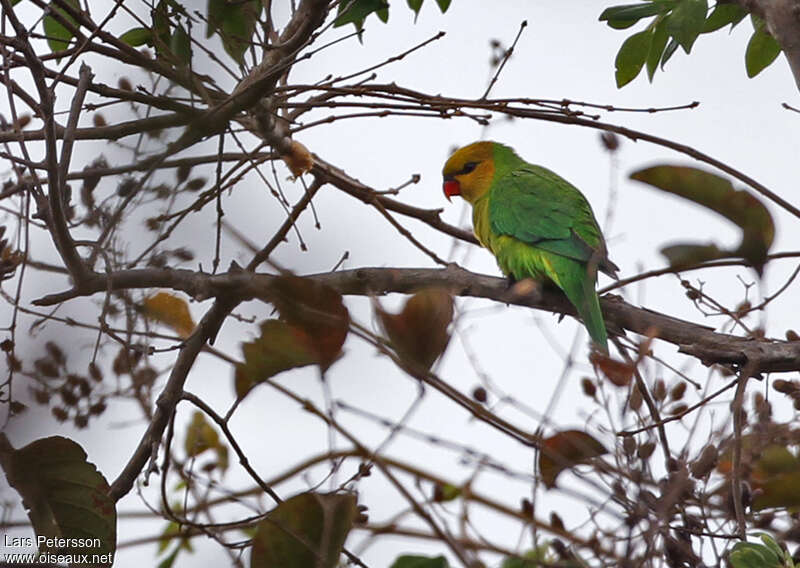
[[1, 0, 89, 283], [33, 265, 800, 375], [106, 0, 332, 504], [108, 297, 238, 502]]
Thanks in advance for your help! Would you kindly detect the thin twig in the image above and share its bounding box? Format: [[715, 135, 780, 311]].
[[482, 20, 527, 100], [181, 391, 282, 503]]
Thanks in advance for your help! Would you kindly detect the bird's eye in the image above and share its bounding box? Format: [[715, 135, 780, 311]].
[[462, 161, 478, 174]]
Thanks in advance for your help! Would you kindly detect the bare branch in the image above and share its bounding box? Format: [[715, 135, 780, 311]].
[[32, 265, 800, 375], [108, 297, 238, 502]]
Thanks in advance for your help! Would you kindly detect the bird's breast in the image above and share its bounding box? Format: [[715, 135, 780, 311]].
[[471, 197, 493, 250]]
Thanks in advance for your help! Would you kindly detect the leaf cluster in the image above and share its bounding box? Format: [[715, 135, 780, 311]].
[[334, 0, 453, 34], [601, 1, 781, 86]]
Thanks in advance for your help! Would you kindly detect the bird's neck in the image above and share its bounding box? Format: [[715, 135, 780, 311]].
[[471, 194, 492, 249]]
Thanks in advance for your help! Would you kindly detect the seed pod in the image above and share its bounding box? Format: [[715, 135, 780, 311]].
[[637, 441, 656, 460], [581, 377, 596, 398], [653, 379, 667, 401], [670, 382, 687, 401], [472, 386, 488, 403]]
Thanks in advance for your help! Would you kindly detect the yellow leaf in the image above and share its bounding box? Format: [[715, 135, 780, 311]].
[[184, 411, 229, 474], [184, 411, 220, 457], [143, 291, 195, 338]]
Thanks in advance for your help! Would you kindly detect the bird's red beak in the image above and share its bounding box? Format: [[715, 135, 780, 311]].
[[443, 178, 460, 202]]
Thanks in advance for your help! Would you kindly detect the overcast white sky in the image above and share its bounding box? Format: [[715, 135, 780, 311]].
[[3, 1, 800, 566]]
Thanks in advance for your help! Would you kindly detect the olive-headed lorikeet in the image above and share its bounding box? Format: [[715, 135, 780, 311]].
[[442, 141, 618, 351]]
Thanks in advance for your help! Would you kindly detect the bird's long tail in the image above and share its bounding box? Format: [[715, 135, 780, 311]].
[[548, 257, 609, 352]]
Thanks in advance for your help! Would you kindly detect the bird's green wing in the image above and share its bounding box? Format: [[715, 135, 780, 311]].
[[489, 165, 617, 275]]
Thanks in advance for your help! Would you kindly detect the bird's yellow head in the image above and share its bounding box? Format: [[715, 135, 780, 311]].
[[442, 141, 496, 204]]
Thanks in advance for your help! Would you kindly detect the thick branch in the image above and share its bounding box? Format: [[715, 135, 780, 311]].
[[0, 112, 196, 144], [34, 265, 800, 375]]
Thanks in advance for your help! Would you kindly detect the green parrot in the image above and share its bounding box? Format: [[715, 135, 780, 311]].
[[442, 141, 618, 351]]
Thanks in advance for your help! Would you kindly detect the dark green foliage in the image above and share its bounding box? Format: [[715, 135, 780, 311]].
[[335, 0, 452, 35], [206, 0, 262, 64], [615, 29, 654, 86], [746, 17, 782, 78], [390, 555, 450, 568], [43, 0, 79, 56], [601, 0, 781, 86]]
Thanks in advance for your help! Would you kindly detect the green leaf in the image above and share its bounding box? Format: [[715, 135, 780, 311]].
[[646, 18, 669, 80], [206, 0, 262, 65], [184, 411, 228, 473], [745, 23, 781, 78], [660, 243, 724, 267], [43, 0, 79, 55], [607, 19, 640, 30], [157, 547, 180, 568], [120, 27, 152, 47], [501, 546, 564, 568], [702, 2, 747, 33], [432, 482, 461, 502], [435, 0, 451, 12], [407, 0, 424, 21], [235, 320, 317, 398], [660, 36, 680, 68], [615, 29, 654, 87], [759, 534, 788, 562], [250, 492, 357, 568], [164, 0, 189, 18], [0, 435, 116, 564], [158, 521, 193, 555], [158, 522, 178, 554], [235, 277, 349, 398], [170, 24, 192, 66], [264, 275, 350, 370], [665, 0, 708, 53], [630, 165, 775, 273], [334, 0, 389, 31], [599, 2, 673, 28], [390, 555, 450, 568], [152, 0, 172, 59], [729, 541, 782, 568]]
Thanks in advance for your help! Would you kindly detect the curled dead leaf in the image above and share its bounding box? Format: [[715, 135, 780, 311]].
[[375, 288, 453, 373], [590, 351, 634, 387], [539, 430, 608, 488]]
